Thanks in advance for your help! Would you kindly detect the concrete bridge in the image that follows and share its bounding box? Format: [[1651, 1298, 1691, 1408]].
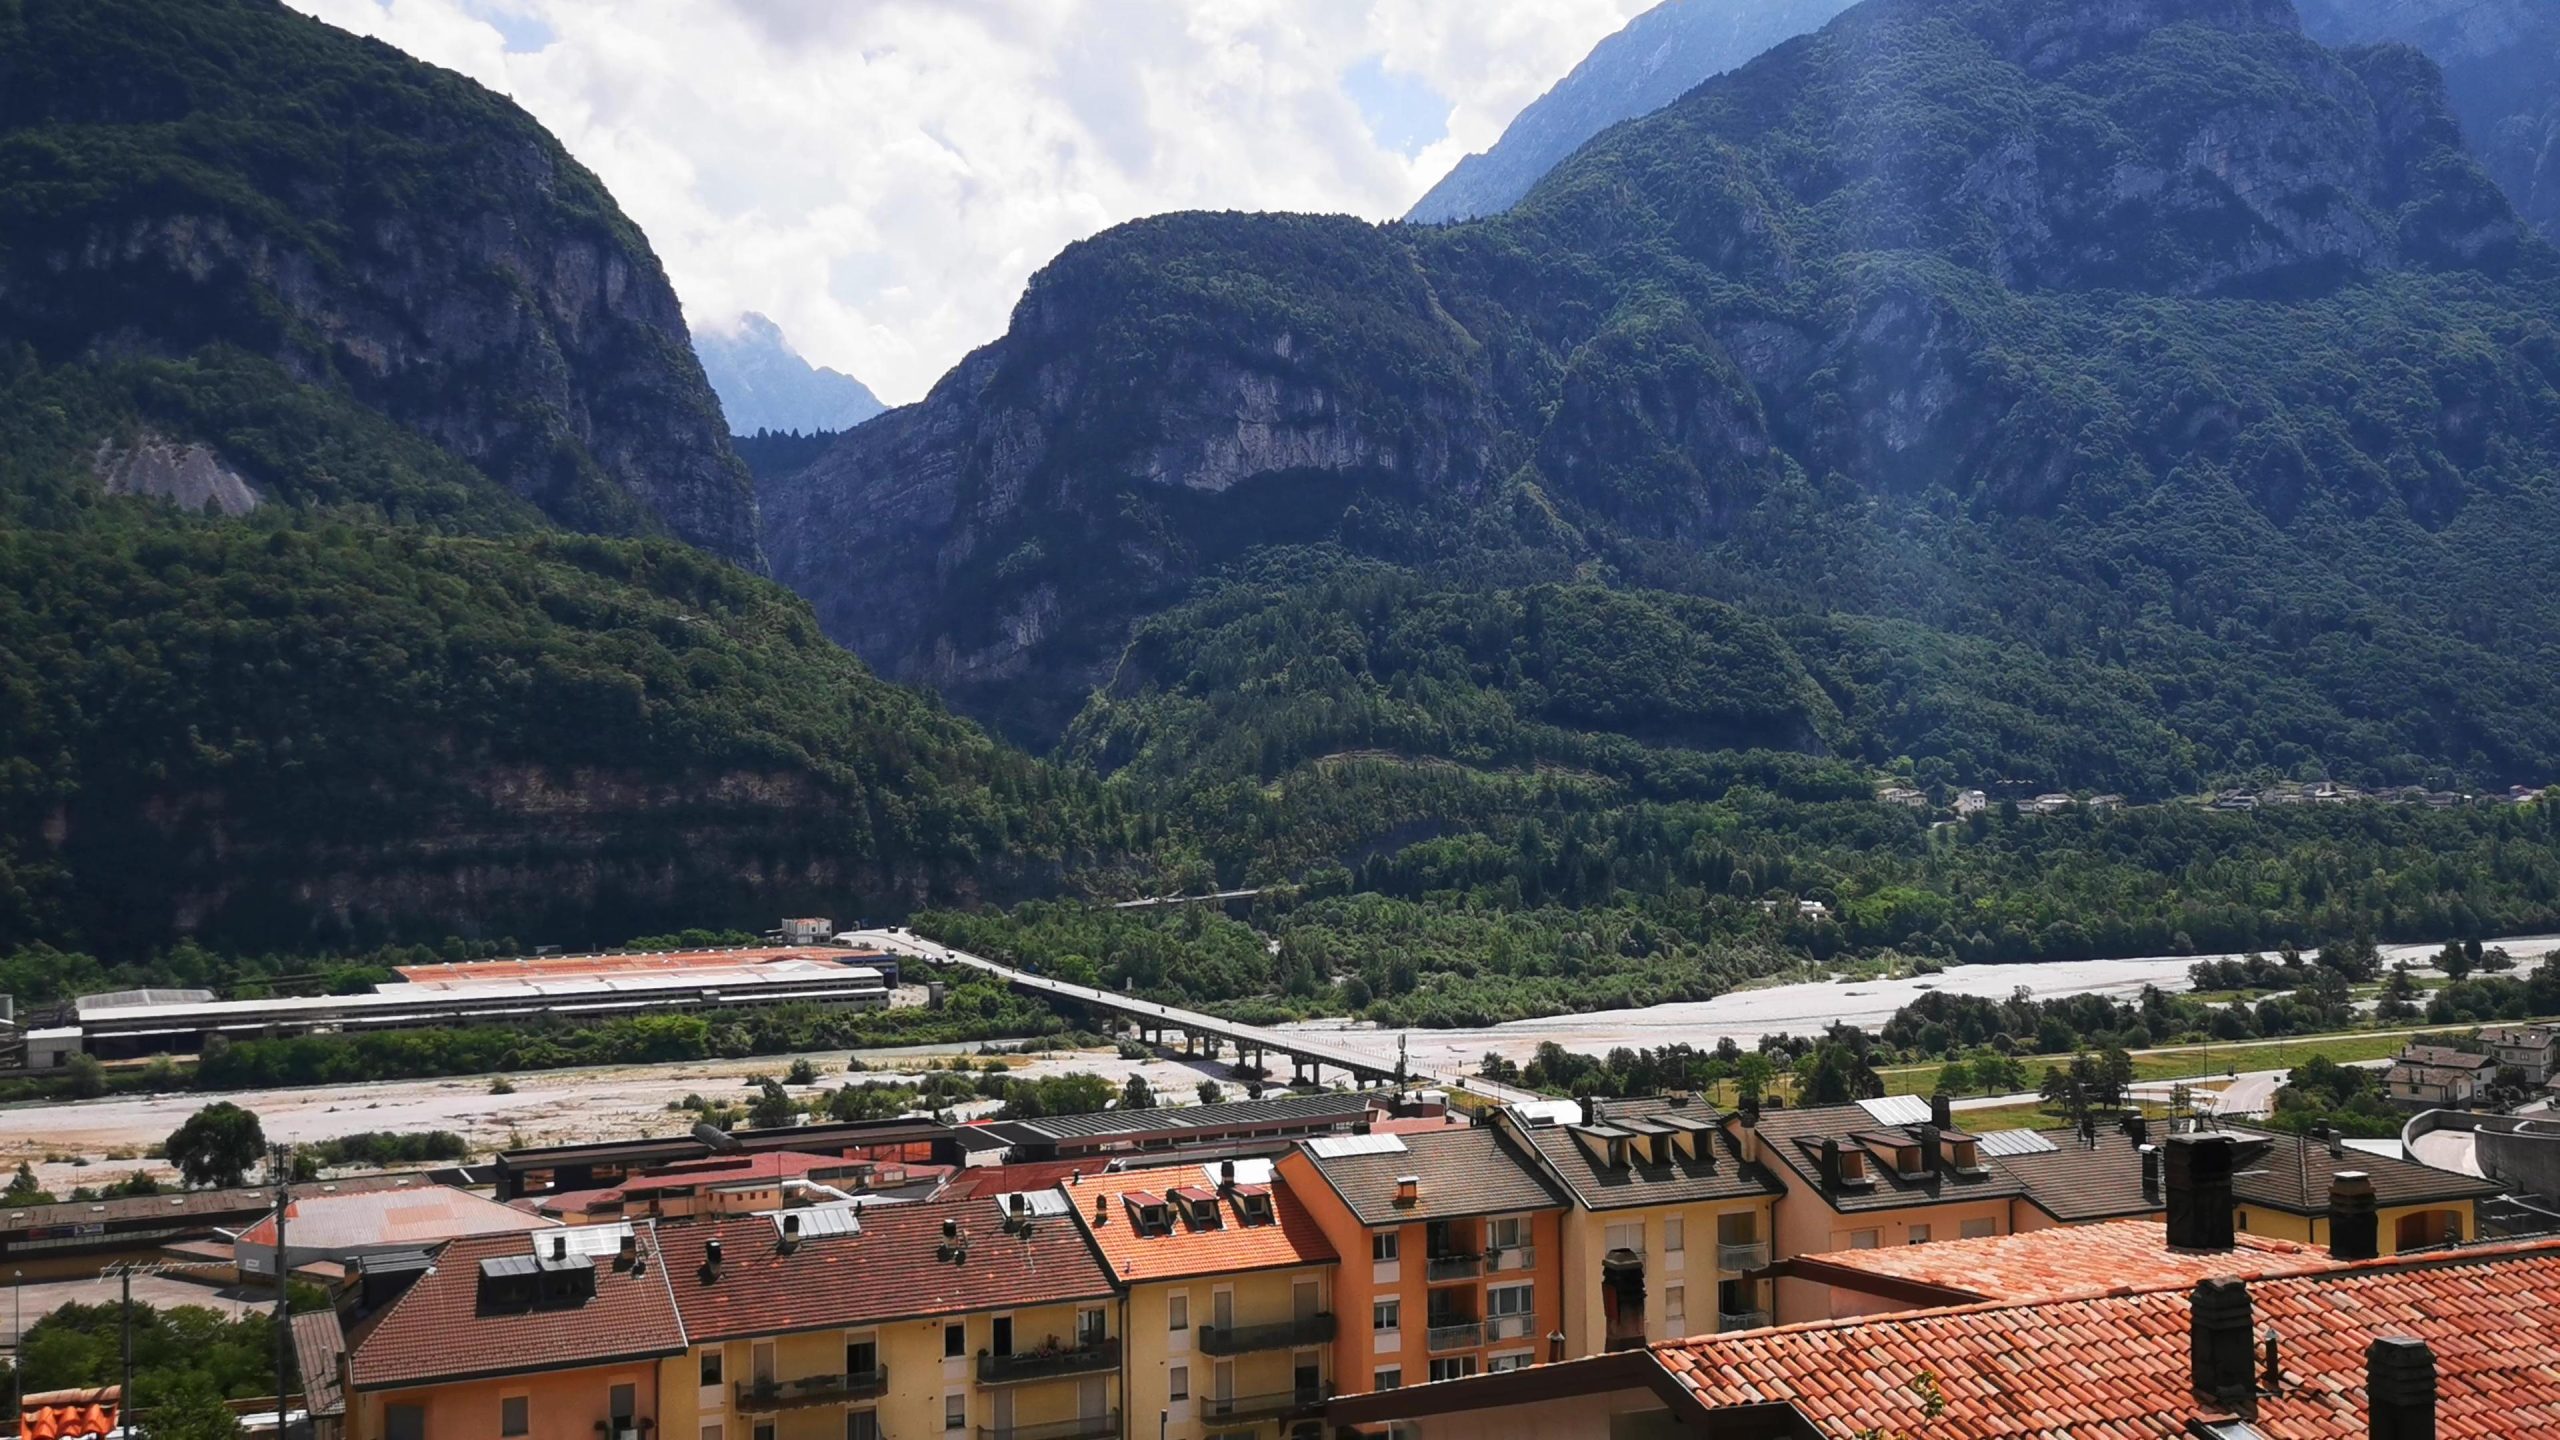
[[839, 928, 1541, 1106]]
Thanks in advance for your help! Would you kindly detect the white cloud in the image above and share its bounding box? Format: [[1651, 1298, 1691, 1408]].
[[287, 0, 1650, 405]]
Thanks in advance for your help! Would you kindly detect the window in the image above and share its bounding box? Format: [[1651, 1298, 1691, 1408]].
[[700, 1350, 723, 1387], [1488, 1352, 1533, 1373], [944, 1322, 967, 1358], [1908, 1224, 1931, 1245], [1488, 1283, 1533, 1319], [1849, 1229, 1880, 1249], [1078, 1307, 1107, 1345], [1169, 1365, 1190, 1401], [754, 1426, 775, 1440], [386, 1406, 425, 1440], [944, 1394, 967, 1432], [848, 1413, 881, 1440], [1372, 1299, 1401, 1332], [1169, 1293, 1190, 1331], [1374, 1367, 1402, 1391], [992, 1315, 1014, 1356], [1428, 1357, 1478, 1383], [1960, 1218, 1997, 1240], [1665, 1285, 1685, 1323], [847, 1338, 878, 1376], [1663, 1217, 1684, 1252], [1489, 1215, 1528, 1250], [1605, 1221, 1643, 1255], [1372, 1230, 1399, 1262], [702, 1427, 723, 1440], [501, 1396, 530, 1437], [610, 1385, 636, 1424]]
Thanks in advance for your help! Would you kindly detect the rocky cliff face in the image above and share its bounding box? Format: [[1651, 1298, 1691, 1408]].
[[0, 0, 761, 565], [766, 0, 2560, 782]]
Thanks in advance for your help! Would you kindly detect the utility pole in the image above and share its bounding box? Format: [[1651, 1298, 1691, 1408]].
[[273, 1142, 293, 1439], [118, 1266, 133, 1426]]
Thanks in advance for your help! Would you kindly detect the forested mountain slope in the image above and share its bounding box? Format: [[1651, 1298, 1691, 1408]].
[[0, 0, 1087, 955], [769, 0, 2560, 796], [1407, 0, 1854, 224]]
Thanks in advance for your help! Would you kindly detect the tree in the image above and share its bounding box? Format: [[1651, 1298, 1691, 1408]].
[[1733, 1053, 1775, 1106], [65, 1052, 106, 1099], [1966, 1048, 2027, 1096], [164, 1104, 265, 1190], [2438, 942, 2475, 983], [784, 1057, 823, 1085], [1933, 1059, 1972, 1097], [140, 1375, 243, 1440], [1196, 1080, 1225, 1106], [748, 1079, 799, 1129], [1121, 1074, 1157, 1110]]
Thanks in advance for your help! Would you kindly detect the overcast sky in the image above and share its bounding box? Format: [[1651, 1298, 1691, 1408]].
[[288, 0, 1652, 405]]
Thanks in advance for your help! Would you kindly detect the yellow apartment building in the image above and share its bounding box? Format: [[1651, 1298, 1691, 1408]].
[[1492, 1096, 1783, 1352], [1068, 1160, 1339, 1440], [654, 1194, 1121, 1440]]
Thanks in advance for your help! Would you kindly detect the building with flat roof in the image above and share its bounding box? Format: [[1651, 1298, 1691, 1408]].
[[236, 1184, 557, 1279], [977, 1091, 1381, 1161]]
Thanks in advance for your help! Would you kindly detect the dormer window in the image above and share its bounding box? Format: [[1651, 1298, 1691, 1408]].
[[1838, 1150, 1869, 1183], [1171, 1187, 1223, 1229], [1949, 1139, 1984, 1173], [1233, 1186, 1275, 1226]]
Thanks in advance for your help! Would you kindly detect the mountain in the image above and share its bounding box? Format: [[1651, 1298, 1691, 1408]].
[[1406, 0, 1853, 225], [696, 312, 888, 436], [0, 0, 1077, 954], [2298, 0, 2560, 243], [766, 0, 2560, 796]]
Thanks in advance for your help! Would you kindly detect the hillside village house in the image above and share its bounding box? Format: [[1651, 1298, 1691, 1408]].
[[2480, 1023, 2560, 1085], [2386, 1044, 2499, 1107]]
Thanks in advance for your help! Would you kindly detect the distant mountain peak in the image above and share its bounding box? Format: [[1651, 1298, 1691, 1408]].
[[696, 312, 887, 436]]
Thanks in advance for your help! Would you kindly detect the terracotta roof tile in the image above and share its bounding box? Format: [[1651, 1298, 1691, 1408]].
[[1657, 1237, 2560, 1439], [1787, 1218, 2340, 1304], [1295, 1126, 1566, 1226], [657, 1196, 1115, 1342], [347, 1224, 687, 1390], [1072, 1168, 1336, 1282]]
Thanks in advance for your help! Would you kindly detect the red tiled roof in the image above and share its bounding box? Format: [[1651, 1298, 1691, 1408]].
[[347, 1225, 687, 1390], [1656, 1238, 2560, 1439], [1075, 1168, 1337, 1282], [657, 1197, 1116, 1342], [1782, 1219, 2340, 1305], [937, 1159, 1119, 1200], [611, 1150, 867, 1197]]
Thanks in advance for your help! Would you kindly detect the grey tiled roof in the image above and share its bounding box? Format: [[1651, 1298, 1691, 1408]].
[[1297, 1126, 1567, 1225]]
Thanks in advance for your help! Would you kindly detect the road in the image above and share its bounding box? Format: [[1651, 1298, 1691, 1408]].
[[841, 928, 1546, 1107]]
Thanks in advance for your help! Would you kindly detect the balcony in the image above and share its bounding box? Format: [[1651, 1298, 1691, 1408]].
[[1424, 1320, 1482, 1351], [1198, 1313, 1338, 1356], [1484, 1314, 1535, 1342], [734, 1367, 890, 1411], [1717, 1241, 1769, 1273], [1424, 1252, 1483, 1283], [1201, 1385, 1333, 1424], [977, 1411, 1119, 1440], [1487, 1245, 1536, 1273], [977, 1339, 1119, 1386], [1717, 1310, 1771, 1333]]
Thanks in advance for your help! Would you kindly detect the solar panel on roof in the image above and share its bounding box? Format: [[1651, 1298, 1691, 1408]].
[[1199, 1158, 1275, 1188], [990, 1190, 1069, 1220], [1974, 1129, 2060, 1156], [1305, 1133, 1409, 1159], [1854, 1095, 1934, 1126], [548, 1223, 634, 1257]]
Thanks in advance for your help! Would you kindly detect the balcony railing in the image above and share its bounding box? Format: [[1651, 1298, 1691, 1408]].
[[977, 1339, 1119, 1385], [1717, 1241, 1769, 1273], [1424, 1252, 1483, 1283], [1487, 1245, 1536, 1273], [977, 1411, 1119, 1440], [1718, 1310, 1771, 1333], [1201, 1385, 1333, 1423], [1484, 1313, 1535, 1342], [734, 1367, 890, 1411], [1425, 1320, 1482, 1351], [1199, 1313, 1338, 1355]]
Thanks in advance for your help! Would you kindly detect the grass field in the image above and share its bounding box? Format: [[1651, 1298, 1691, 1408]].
[[1875, 1024, 2480, 1098]]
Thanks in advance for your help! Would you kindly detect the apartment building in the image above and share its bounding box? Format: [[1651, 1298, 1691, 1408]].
[[1278, 1126, 1567, 1394], [340, 1223, 686, 1440], [653, 1194, 1120, 1440], [1068, 1161, 1339, 1440], [2481, 1023, 2560, 1085], [2386, 1044, 2498, 1107], [1492, 1096, 1781, 1353]]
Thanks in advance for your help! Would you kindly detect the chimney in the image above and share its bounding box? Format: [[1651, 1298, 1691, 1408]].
[[551, 1235, 568, 1260], [780, 1212, 802, 1253], [1219, 1160, 1236, 1193], [2166, 1133, 2238, 1251], [2189, 1278, 2255, 1409], [1094, 1193, 1109, 1225], [1580, 1095, 1603, 1126], [1739, 1093, 1761, 1128], [1547, 1329, 1566, 1365], [617, 1233, 637, 1267], [1737, 1112, 1760, 1166], [1916, 1124, 1943, 1174], [2140, 1144, 2161, 1202], [2125, 1114, 2150, 1147], [1394, 1175, 1421, 1206], [1929, 1092, 1954, 1130], [1818, 1138, 1843, 1188], [2367, 1336, 2437, 1440], [701, 1237, 723, 1281], [942, 1217, 959, 1240], [2329, 1172, 2379, 1261]]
